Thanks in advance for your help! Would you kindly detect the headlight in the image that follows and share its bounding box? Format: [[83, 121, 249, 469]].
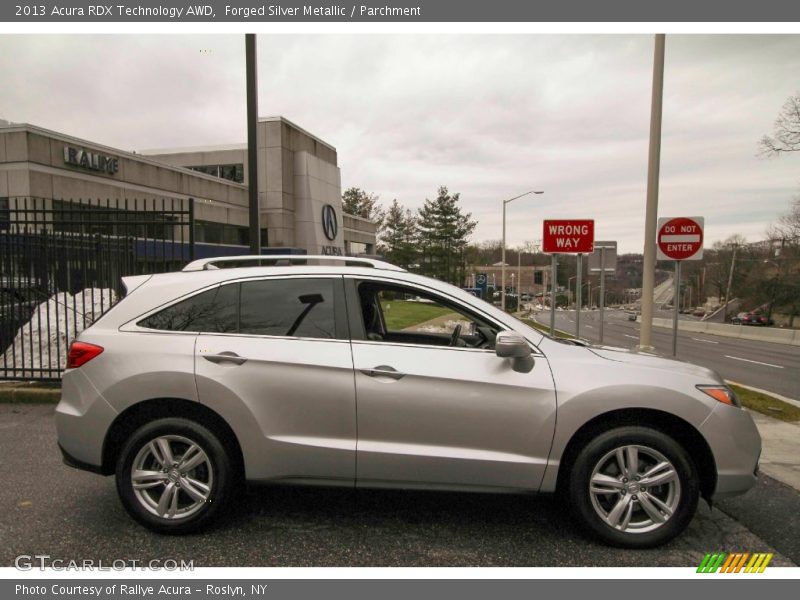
[[696, 384, 741, 408]]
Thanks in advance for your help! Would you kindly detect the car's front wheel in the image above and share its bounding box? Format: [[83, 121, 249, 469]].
[[115, 418, 233, 534], [568, 426, 699, 548]]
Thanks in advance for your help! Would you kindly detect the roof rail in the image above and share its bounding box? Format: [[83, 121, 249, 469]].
[[182, 255, 406, 272]]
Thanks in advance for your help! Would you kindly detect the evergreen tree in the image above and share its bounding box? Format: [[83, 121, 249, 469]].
[[381, 199, 418, 268], [341, 187, 385, 231], [416, 186, 477, 284]]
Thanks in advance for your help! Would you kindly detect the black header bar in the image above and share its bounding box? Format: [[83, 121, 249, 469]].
[[4, 0, 800, 23]]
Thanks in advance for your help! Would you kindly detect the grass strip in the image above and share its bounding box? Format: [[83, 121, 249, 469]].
[[728, 384, 800, 423], [520, 317, 575, 340]]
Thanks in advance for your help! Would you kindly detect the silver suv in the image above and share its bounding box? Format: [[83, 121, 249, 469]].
[[55, 256, 760, 547]]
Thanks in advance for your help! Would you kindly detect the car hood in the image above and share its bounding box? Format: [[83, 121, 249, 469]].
[[587, 345, 722, 383]]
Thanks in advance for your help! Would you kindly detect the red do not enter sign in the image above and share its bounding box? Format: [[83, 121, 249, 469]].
[[657, 216, 704, 261]]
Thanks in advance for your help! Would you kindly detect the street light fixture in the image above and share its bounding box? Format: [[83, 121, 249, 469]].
[[502, 190, 544, 310]]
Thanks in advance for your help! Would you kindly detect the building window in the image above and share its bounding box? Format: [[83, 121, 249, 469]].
[[0, 198, 8, 231], [187, 163, 244, 184], [51, 199, 176, 239], [195, 220, 249, 246]]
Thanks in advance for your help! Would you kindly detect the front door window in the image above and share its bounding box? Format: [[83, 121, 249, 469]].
[[357, 282, 499, 350]]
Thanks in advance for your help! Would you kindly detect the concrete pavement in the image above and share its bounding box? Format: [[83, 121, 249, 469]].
[[749, 411, 800, 492]]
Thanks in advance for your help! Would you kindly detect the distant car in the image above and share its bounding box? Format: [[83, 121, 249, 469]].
[[731, 312, 772, 326]]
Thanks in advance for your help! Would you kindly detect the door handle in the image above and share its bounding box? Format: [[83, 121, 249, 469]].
[[359, 365, 405, 380], [203, 351, 247, 365]]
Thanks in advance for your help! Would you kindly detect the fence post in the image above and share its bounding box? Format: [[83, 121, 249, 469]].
[[188, 197, 195, 261]]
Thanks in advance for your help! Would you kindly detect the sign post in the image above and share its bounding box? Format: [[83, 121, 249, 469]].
[[589, 241, 617, 345], [543, 219, 595, 337], [550, 255, 557, 335], [657, 217, 704, 356], [475, 272, 488, 300], [575, 253, 582, 338]]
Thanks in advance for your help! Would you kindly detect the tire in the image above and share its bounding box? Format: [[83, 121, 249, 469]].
[[567, 426, 699, 548], [115, 418, 233, 534]]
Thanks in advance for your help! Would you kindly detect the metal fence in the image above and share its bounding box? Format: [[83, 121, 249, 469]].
[[0, 197, 194, 380]]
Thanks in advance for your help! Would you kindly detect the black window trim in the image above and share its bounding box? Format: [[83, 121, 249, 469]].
[[128, 274, 348, 341]]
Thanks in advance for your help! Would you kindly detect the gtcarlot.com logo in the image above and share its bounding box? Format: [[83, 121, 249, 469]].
[[697, 552, 773, 573], [14, 555, 193, 571]]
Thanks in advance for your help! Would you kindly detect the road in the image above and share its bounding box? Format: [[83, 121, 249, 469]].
[[1, 404, 798, 568], [530, 308, 800, 399]]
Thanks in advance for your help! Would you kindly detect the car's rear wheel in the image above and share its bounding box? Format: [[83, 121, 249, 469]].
[[568, 426, 699, 548], [116, 418, 233, 534]]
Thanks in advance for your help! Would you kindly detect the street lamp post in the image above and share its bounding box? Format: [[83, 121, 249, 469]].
[[502, 190, 544, 311], [568, 276, 577, 307]]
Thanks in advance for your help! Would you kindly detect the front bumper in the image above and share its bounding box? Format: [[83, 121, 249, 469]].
[[700, 401, 761, 500]]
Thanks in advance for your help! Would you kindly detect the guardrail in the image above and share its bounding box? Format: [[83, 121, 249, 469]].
[[650, 318, 800, 346]]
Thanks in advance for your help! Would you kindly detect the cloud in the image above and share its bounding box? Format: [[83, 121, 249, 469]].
[[0, 33, 798, 252]]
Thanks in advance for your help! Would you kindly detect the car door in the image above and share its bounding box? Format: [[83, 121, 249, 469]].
[[193, 275, 357, 484], [346, 277, 557, 492]]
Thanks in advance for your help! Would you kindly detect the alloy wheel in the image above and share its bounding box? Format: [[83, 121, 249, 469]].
[[130, 435, 214, 520], [588, 444, 681, 534]]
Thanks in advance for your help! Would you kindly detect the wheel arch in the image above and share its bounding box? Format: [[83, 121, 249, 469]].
[[100, 398, 245, 479], [554, 408, 717, 502]]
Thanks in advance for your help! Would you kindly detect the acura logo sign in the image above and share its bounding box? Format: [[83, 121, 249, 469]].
[[322, 204, 338, 241]]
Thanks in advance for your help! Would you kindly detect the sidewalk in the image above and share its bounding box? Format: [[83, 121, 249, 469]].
[[749, 410, 800, 492]]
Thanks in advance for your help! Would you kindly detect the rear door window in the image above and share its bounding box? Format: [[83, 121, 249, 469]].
[[239, 278, 336, 339]]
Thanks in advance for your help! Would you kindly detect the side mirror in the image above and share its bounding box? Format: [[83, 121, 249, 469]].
[[495, 331, 534, 373]]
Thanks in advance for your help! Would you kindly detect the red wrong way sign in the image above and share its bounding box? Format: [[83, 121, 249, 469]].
[[543, 219, 595, 253], [657, 216, 704, 261]]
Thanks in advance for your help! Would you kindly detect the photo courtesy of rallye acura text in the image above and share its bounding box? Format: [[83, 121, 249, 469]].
[[55, 255, 760, 548]]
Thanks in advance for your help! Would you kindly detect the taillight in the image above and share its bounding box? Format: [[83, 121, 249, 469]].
[[67, 341, 104, 368]]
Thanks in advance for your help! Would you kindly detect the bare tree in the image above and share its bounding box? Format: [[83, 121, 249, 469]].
[[759, 93, 800, 156], [767, 196, 800, 243]]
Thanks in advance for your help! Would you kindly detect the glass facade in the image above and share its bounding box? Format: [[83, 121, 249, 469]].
[[195, 220, 250, 246], [187, 163, 244, 184]]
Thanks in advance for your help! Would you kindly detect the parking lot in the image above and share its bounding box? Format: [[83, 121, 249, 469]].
[[2, 403, 798, 568]]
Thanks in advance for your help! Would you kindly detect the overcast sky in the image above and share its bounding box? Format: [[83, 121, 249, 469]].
[[1, 34, 798, 252]]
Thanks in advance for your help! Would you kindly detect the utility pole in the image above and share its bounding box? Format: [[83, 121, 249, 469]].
[[722, 244, 738, 323], [638, 34, 666, 352], [245, 34, 261, 254]]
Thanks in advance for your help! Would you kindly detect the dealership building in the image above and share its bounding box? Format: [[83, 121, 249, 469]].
[[0, 117, 377, 257]]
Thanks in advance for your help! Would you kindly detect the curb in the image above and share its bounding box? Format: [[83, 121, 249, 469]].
[[0, 384, 61, 404]]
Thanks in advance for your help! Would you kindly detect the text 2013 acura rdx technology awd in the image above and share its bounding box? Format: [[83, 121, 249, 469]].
[[55, 256, 761, 547]]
